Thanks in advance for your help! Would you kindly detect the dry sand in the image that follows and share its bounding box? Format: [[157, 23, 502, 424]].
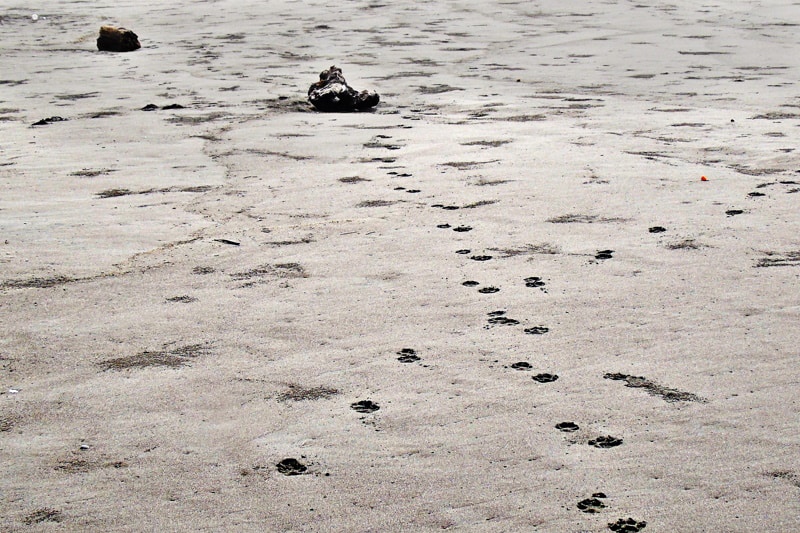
[[2, 0, 800, 531]]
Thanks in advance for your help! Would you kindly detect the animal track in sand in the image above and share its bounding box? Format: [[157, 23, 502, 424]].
[[486, 311, 520, 326], [648, 226, 667, 233], [276, 458, 307, 476], [453, 226, 472, 232], [510, 362, 532, 370], [577, 496, 607, 513], [462, 280, 480, 287], [555, 422, 579, 432], [589, 435, 623, 448], [351, 400, 380, 413], [397, 348, 420, 363], [608, 517, 647, 532], [524, 276, 546, 288], [726, 209, 744, 216], [532, 373, 558, 383], [437, 224, 452, 229], [595, 250, 614, 260], [456, 249, 471, 254], [478, 286, 500, 293], [470, 255, 492, 261], [488, 316, 519, 326]]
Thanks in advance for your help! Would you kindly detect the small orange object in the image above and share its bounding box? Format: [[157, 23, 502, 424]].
[[701, 176, 708, 181]]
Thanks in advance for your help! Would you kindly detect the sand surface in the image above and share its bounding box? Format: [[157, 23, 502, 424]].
[[2, 0, 800, 531]]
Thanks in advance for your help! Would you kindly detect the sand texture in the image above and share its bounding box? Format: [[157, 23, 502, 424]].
[[2, 0, 800, 531]]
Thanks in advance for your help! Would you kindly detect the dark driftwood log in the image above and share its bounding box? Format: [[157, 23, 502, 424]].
[[308, 66, 379, 112], [97, 26, 141, 52]]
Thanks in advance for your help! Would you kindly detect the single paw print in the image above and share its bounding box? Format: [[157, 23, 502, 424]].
[[397, 348, 420, 363], [608, 517, 646, 532], [577, 496, 606, 513], [486, 311, 519, 326], [589, 435, 623, 448], [351, 400, 380, 413], [555, 421, 579, 432], [524, 326, 549, 335], [524, 276, 546, 288], [276, 458, 307, 476]]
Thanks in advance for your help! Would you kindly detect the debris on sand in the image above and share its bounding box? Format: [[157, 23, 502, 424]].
[[308, 65, 379, 112], [97, 25, 141, 52]]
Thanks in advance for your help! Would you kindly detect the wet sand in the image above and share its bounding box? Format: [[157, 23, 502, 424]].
[[2, 1, 800, 531]]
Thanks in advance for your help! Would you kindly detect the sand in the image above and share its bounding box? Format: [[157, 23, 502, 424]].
[[2, 0, 799, 531]]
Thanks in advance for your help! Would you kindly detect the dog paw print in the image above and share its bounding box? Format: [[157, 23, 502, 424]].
[[577, 495, 607, 513], [397, 348, 420, 363], [276, 458, 307, 476], [608, 517, 646, 532], [589, 435, 623, 448], [351, 400, 380, 413], [555, 421, 579, 432]]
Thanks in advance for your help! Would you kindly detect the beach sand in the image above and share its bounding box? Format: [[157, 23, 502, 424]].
[[2, 0, 799, 530]]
